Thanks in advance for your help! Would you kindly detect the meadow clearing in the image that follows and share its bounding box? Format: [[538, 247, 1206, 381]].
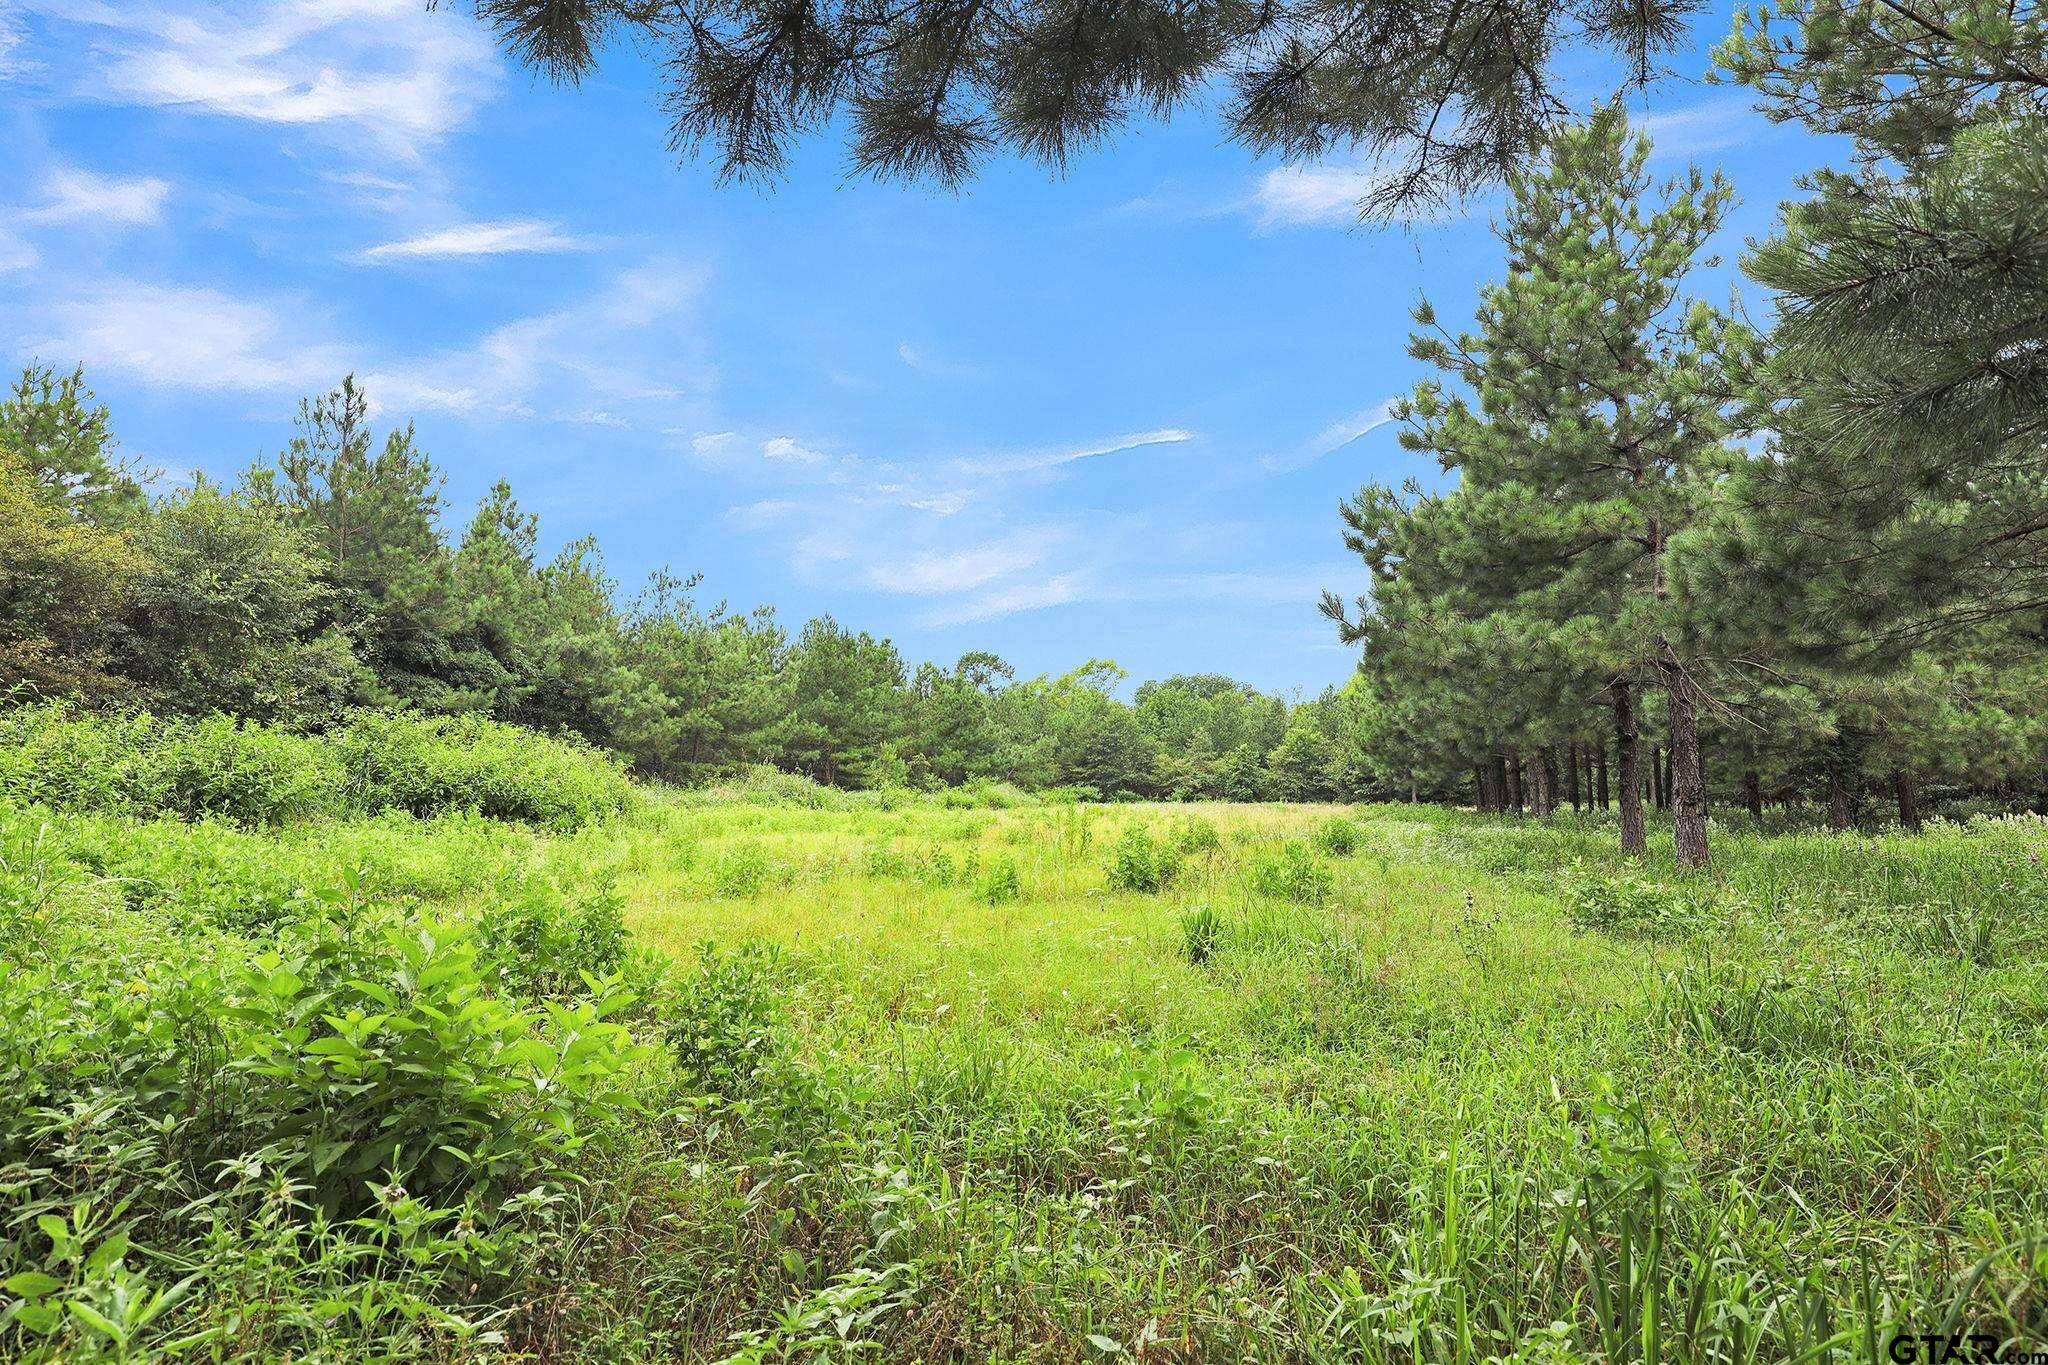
[[4, 714, 2045, 1362]]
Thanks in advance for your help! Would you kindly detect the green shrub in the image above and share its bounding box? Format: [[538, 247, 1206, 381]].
[[1106, 827, 1180, 894], [0, 704, 337, 825], [331, 711, 629, 829], [1167, 815, 1222, 855], [1246, 842, 1334, 906], [232, 920, 643, 1212], [666, 940, 783, 1098], [1312, 816, 1364, 857], [1562, 864, 1699, 938], [709, 844, 773, 898], [473, 875, 635, 998], [975, 857, 1022, 905], [0, 704, 629, 829]]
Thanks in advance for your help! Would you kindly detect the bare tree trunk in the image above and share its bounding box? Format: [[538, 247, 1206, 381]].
[[1508, 756, 1526, 815], [1827, 760, 1852, 831], [1613, 684, 1647, 856], [1659, 649, 1710, 868], [1596, 745, 1610, 810], [1473, 765, 1489, 812], [1892, 767, 1921, 833], [1538, 747, 1559, 817], [1650, 744, 1668, 811], [1743, 769, 1764, 822], [1567, 743, 1582, 812]]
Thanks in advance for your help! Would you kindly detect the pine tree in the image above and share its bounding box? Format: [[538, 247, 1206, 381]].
[[465, 0, 1699, 216], [1329, 107, 1750, 864], [1715, 1, 2048, 638]]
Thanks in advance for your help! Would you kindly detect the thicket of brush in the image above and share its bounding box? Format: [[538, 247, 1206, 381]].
[[0, 703, 629, 829]]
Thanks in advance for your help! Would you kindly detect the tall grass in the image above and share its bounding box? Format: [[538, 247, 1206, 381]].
[[0, 772, 2042, 1360]]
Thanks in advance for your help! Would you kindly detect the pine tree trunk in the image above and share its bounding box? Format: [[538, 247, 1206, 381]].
[[1743, 769, 1764, 822], [1892, 767, 1921, 833], [1827, 760, 1852, 831], [1490, 756, 1510, 814], [1473, 765, 1490, 811], [1658, 651, 1709, 868], [1613, 685, 1646, 856], [1650, 744, 1667, 810], [1596, 746, 1610, 810], [1539, 747, 1559, 817], [1567, 743, 1582, 812], [1508, 756, 1525, 814]]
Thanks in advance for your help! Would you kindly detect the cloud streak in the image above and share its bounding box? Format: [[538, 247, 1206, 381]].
[[1262, 398, 1402, 472], [357, 218, 586, 261]]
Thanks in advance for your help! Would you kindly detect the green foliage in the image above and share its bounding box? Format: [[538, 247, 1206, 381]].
[[665, 940, 782, 1098], [1312, 815, 1364, 856], [0, 704, 628, 829], [1179, 903, 1221, 964], [1105, 826, 1180, 894], [1561, 863, 1699, 938], [1166, 813, 1221, 855], [1245, 841, 1335, 905], [330, 710, 630, 828], [707, 844, 773, 898], [973, 856, 1022, 904]]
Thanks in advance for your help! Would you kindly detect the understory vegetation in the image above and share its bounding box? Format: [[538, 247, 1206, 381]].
[[4, 722, 2044, 1359]]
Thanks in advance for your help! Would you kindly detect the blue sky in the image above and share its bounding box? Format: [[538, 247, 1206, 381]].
[[0, 1, 1837, 695]]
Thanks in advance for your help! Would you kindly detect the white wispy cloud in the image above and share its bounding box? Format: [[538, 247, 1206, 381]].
[[20, 258, 709, 424], [960, 427, 1194, 476], [21, 164, 171, 226], [23, 0, 499, 158], [922, 571, 1090, 626], [0, 227, 34, 273], [867, 532, 1058, 595], [26, 280, 348, 392], [357, 218, 586, 262], [1638, 94, 1771, 159], [1262, 397, 1402, 472], [0, 7, 26, 79], [762, 435, 829, 465], [1253, 165, 1386, 229]]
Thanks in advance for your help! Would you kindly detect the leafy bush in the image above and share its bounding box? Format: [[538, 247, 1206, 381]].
[[1106, 827, 1180, 894], [666, 940, 783, 1098], [0, 704, 338, 825], [1312, 816, 1364, 857], [708, 844, 773, 898], [975, 857, 1022, 905], [1246, 842, 1334, 906], [0, 703, 629, 829], [330, 711, 629, 828], [1561, 864, 1699, 938], [1167, 815, 1221, 855], [473, 874, 636, 998]]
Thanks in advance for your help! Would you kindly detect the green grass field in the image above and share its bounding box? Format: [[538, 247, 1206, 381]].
[[6, 784, 2047, 1360]]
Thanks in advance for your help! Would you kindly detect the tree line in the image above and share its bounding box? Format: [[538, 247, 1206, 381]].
[[1, 369, 1382, 801]]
